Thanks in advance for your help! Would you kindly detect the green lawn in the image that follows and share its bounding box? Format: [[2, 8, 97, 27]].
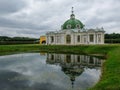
[[89, 46, 120, 90], [0, 44, 120, 89]]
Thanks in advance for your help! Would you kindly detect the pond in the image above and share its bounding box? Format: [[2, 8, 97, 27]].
[[0, 53, 104, 90]]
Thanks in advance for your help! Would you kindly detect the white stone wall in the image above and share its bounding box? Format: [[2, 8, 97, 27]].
[[46, 29, 105, 45]]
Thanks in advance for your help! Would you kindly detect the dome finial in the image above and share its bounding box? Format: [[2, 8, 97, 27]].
[[72, 7, 74, 14], [70, 7, 75, 19]]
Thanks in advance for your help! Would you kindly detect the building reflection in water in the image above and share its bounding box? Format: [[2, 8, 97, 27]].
[[46, 53, 104, 88]]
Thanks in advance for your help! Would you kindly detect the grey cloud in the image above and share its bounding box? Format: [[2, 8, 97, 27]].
[[0, 16, 50, 31], [0, 0, 26, 14], [0, 27, 47, 38], [34, 0, 50, 2], [0, 0, 120, 37]]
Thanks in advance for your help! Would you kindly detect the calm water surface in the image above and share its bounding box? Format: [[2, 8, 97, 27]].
[[0, 53, 103, 90]]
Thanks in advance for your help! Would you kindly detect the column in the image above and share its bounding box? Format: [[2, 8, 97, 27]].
[[46, 36, 48, 45], [94, 33, 95, 44], [87, 33, 89, 44]]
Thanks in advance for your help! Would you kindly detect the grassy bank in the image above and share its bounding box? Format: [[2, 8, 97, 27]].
[[0, 44, 120, 89], [0, 44, 119, 54], [89, 46, 120, 90]]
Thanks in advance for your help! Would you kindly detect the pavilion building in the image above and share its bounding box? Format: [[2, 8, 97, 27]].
[[46, 7, 105, 45]]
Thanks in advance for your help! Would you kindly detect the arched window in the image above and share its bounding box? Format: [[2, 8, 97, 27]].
[[67, 25, 71, 29], [77, 35, 80, 42], [77, 56, 80, 62], [66, 35, 71, 44], [89, 57, 94, 64], [66, 55, 71, 63], [51, 36, 54, 43], [76, 24, 80, 29], [51, 54, 54, 60], [89, 34, 94, 42]]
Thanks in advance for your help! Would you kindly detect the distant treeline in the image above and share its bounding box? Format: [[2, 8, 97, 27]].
[[0, 33, 120, 45], [105, 33, 120, 43], [0, 36, 39, 45]]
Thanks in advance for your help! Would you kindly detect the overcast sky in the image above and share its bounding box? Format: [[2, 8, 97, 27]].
[[0, 0, 120, 38]]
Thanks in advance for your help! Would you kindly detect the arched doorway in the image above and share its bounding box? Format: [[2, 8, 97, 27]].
[[42, 41, 46, 44], [66, 35, 71, 44]]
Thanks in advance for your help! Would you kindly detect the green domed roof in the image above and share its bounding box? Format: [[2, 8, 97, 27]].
[[62, 18, 84, 29], [62, 7, 84, 30]]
